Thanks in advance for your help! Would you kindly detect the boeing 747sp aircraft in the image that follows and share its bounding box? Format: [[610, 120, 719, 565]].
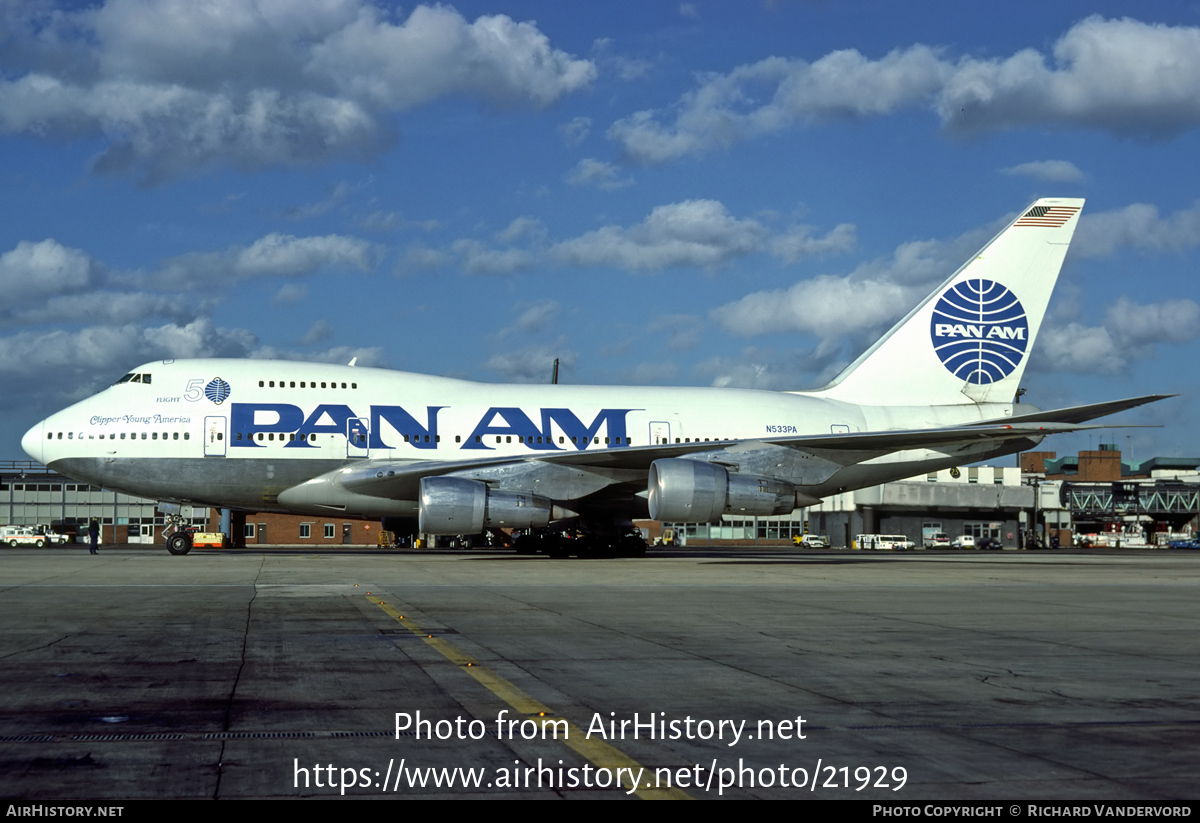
[[20, 198, 1167, 555]]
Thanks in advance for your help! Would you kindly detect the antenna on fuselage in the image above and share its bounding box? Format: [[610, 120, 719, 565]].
[[551, 358, 559, 385]]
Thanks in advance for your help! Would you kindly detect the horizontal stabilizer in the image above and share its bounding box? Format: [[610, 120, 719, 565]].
[[983, 394, 1174, 426]]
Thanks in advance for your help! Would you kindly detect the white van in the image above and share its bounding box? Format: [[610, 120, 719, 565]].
[[2, 526, 47, 547]]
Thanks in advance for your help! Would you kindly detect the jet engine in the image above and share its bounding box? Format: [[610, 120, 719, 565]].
[[418, 476, 553, 535], [647, 458, 797, 522]]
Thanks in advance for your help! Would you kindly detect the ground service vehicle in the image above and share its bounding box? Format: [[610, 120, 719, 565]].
[[2, 526, 48, 547], [857, 534, 914, 551]]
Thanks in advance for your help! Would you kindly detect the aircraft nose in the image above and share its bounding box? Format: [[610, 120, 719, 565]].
[[21, 420, 44, 464]]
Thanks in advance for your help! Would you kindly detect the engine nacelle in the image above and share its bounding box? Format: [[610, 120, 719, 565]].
[[418, 476, 552, 535], [647, 459, 797, 522]]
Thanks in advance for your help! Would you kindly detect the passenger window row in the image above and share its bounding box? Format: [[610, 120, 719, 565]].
[[472, 435, 633, 445], [46, 429, 723, 447], [235, 433, 319, 442], [47, 431, 190, 441], [258, 380, 358, 389]]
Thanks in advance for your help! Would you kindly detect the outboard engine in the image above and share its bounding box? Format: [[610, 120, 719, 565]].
[[647, 458, 797, 522]]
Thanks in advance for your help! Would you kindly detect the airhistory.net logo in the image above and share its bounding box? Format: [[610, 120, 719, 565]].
[[930, 279, 1028, 385]]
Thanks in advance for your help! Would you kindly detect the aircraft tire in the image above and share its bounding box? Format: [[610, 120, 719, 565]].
[[166, 533, 192, 556]]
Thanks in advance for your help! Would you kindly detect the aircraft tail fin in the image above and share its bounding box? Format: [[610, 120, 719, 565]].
[[814, 197, 1084, 407]]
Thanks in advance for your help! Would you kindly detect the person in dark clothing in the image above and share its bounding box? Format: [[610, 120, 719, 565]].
[[88, 519, 99, 554]]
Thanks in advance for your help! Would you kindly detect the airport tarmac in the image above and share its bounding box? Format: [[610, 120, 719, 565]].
[[1, 546, 1198, 800]]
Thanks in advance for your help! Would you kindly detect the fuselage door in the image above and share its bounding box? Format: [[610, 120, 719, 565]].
[[204, 416, 227, 457], [649, 420, 672, 446], [347, 418, 369, 459]]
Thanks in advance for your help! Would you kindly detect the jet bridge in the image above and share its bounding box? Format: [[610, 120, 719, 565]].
[[1061, 481, 1200, 533]]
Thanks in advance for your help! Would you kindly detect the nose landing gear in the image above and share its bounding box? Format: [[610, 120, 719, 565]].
[[164, 513, 193, 555]]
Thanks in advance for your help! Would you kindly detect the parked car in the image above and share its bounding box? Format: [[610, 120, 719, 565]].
[[32, 525, 69, 546], [977, 536, 1003, 551], [2, 526, 47, 547], [793, 534, 830, 548], [951, 535, 976, 549]]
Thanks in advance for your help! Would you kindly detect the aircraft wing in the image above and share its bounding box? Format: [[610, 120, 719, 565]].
[[331, 421, 1056, 495], [281, 394, 1172, 512]]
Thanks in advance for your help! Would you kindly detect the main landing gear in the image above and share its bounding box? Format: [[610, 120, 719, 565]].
[[512, 528, 648, 559]]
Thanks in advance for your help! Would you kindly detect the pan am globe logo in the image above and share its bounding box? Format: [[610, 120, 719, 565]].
[[930, 279, 1028, 385], [205, 378, 231, 405]]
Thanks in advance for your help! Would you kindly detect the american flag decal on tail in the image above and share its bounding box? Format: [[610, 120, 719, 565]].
[[1014, 205, 1080, 227]]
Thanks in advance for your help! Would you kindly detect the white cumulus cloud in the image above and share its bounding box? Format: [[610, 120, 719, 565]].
[[1033, 297, 1200, 374], [0, 1, 595, 181], [938, 17, 1200, 138], [609, 16, 1200, 164], [0, 318, 257, 379], [609, 47, 948, 163], [550, 199, 768, 271], [157, 232, 375, 286], [450, 240, 534, 275], [1073, 201, 1200, 259], [1001, 160, 1086, 183], [0, 239, 95, 306], [770, 223, 857, 262], [713, 275, 916, 340], [565, 158, 633, 191]]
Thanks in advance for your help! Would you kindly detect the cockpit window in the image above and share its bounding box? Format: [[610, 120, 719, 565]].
[[116, 373, 135, 384], [115, 373, 152, 385]]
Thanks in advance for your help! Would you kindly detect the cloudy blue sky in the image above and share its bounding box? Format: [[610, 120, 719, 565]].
[[2, 0, 1198, 463]]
